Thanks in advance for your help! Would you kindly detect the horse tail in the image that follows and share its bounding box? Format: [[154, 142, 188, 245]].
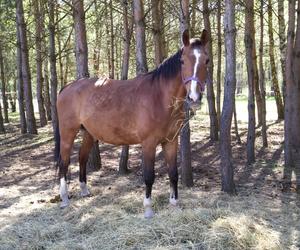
[[54, 121, 61, 167]]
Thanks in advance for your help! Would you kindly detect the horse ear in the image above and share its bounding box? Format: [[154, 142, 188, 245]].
[[182, 29, 190, 46], [200, 29, 209, 46]]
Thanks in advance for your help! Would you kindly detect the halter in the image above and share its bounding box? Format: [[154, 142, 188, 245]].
[[182, 75, 206, 93]]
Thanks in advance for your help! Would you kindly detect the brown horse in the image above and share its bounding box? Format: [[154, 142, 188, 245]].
[[55, 30, 209, 218]]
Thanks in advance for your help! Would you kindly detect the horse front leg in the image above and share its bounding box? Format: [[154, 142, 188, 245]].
[[141, 142, 156, 218], [162, 138, 178, 206]]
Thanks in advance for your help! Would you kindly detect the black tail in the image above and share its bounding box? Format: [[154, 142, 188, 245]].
[[54, 122, 60, 166]]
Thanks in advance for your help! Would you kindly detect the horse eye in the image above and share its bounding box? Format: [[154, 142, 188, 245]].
[[180, 60, 184, 65], [206, 59, 210, 64]]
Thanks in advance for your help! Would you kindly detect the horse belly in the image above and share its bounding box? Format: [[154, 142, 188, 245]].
[[83, 118, 141, 145]]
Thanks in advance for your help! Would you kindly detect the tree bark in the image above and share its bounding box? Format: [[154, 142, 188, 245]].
[[73, 0, 89, 79], [0, 100, 4, 133], [220, 0, 236, 194], [34, 0, 47, 127], [16, 0, 38, 134], [56, 5, 64, 89], [119, 0, 133, 175], [190, 0, 197, 37], [233, 103, 241, 144], [244, 0, 256, 165], [16, 30, 27, 134], [278, 0, 287, 103], [203, 0, 218, 141], [259, 0, 268, 147], [72, 0, 101, 171], [216, 0, 222, 127], [267, 0, 284, 120], [133, 0, 148, 74], [179, 0, 193, 187], [284, 0, 300, 190], [0, 42, 9, 123], [43, 56, 52, 121], [109, 0, 115, 79], [151, 0, 166, 66], [48, 0, 58, 134]]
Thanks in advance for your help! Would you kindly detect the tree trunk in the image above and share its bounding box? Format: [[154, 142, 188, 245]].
[[133, 0, 148, 74], [151, 0, 166, 66], [73, 0, 101, 171], [16, 0, 38, 134], [0, 42, 9, 123], [244, 0, 256, 165], [119, 0, 133, 175], [233, 103, 241, 144], [43, 57, 52, 121], [267, 0, 284, 120], [56, 5, 64, 89], [34, 0, 47, 127], [278, 0, 287, 103], [259, 0, 268, 147], [48, 0, 58, 135], [203, 0, 218, 141], [109, 0, 115, 79], [8, 81, 17, 113], [16, 30, 27, 134], [220, 0, 236, 194], [284, 0, 300, 190], [179, 0, 193, 187], [73, 0, 89, 79], [0, 101, 4, 133], [216, 0, 222, 127], [190, 0, 197, 37]]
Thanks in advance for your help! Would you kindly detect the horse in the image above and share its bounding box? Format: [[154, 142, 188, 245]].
[[54, 29, 209, 218]]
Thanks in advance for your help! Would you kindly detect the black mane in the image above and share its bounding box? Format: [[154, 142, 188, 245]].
[[149, 49, 182, 81]]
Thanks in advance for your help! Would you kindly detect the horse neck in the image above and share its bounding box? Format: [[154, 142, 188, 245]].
[[159, 70, 186, 108]]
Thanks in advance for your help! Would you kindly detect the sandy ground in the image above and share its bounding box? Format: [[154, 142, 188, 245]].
[[0, 107, 300, 249]]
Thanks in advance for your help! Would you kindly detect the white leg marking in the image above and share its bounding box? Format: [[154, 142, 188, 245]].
[[143, 197, 154, 219], [169, 197, 177, 206], [80, 182, 90, 197], [189, 49, 201, 102], [60, 178, 69, 208], [169, 187, 178, 206]]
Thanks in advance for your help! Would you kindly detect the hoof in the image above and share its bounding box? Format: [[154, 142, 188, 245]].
[[80, 182, 91, 197], [144, 207, 154, 219], [80, 189, 91, 197], [169, 197, 177, 206], [60, 199, 70, 209]]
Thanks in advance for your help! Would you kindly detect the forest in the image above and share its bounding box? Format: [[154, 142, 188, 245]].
[[0, 0, 300, 249]]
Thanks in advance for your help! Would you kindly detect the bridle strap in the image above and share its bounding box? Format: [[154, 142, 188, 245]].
[[182, 75, 206, 92]]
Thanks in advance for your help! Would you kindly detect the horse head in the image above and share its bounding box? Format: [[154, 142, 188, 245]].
[[180, 29, 210, 109]]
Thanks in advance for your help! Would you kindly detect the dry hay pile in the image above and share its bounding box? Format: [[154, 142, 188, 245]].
[[1, 173, 300, 250]]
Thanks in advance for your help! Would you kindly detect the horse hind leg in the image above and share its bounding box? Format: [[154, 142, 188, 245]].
[[162, 139, 179, 206], [79, 130, 94, 197], [59, 126, 79, 208], [141, 141, 156, 218]]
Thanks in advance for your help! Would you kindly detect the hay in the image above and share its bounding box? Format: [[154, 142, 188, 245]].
[[1, 183, 299, 250]]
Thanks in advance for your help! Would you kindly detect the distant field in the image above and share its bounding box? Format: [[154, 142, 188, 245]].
[[200, 97, 278, 122]]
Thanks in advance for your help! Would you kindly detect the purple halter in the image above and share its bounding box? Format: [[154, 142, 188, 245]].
[[182, 76, 206, 93]]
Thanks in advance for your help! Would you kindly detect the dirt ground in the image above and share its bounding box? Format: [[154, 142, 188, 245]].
[[0, 110, 300, 249]]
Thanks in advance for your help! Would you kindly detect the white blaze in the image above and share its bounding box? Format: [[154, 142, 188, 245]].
[[189, 49, 201, 102]]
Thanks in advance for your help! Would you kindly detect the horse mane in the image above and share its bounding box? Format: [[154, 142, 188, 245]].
[[149, 49, 183, 81]]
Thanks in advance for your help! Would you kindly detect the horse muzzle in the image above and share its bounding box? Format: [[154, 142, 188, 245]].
[[187, 94, 202, 114]]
